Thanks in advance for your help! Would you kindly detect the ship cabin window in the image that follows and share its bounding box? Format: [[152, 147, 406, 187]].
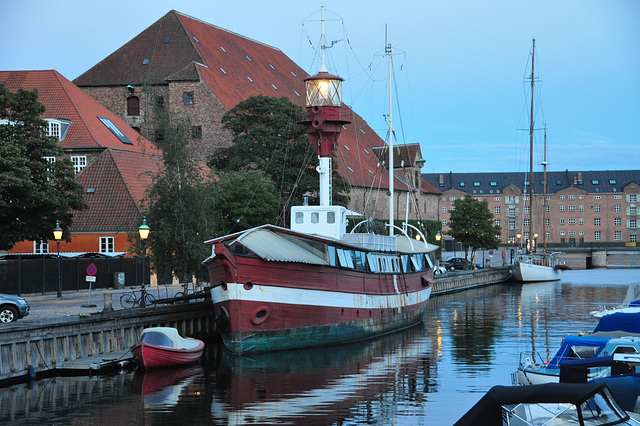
[[410, 254, 425, 271], [311, 212, 319, 224], [351, 250, 367, 271], [567, 345, 600, 360], [401, 255, 410, 272], [611, 346, 639, 355], [424, 254, 434, 269], [327, 211, 335, 224], [336, 249, 354, 269], [328, 246, 337, 266], [295, 212, 304, 224], [228, 243, 253, 256]]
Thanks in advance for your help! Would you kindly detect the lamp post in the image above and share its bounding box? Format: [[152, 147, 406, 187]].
[[53, 221, 63, 297], [138, 217, 150, 307], [435, 231, 442, 268], [533, 232, 539, 253]]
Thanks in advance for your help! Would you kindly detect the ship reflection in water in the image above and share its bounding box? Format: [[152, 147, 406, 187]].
[[212, 325, 435, 424], [0, 270, 637, 425]]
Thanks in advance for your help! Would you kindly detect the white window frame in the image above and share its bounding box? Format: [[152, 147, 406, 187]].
[[71, 155, 87, 174], [100, 236, 114, 253]]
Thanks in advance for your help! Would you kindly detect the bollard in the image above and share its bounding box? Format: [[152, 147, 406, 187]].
[[103, 292, 113, 312]]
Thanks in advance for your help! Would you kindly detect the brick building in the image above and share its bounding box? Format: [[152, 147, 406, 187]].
[[423, 170, 640, 247], [1, 70, 162, 255], [73, 10, 440, 223]]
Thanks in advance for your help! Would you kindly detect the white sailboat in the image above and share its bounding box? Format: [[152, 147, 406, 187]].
[[512, 39, 562, 283]]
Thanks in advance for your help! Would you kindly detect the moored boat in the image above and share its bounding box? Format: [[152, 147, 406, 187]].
[[512, 253, 563, 283], [131, 327, 205, 369], [204, 14, 436, 354]]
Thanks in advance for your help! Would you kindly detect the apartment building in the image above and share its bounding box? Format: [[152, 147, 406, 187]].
[[423, 170, 640, 247]]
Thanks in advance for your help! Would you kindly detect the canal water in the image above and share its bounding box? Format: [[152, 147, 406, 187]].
[[1, 269, 637, 425]]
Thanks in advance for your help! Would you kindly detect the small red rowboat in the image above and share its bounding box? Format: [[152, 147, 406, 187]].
[[131, 327, 205, 369]]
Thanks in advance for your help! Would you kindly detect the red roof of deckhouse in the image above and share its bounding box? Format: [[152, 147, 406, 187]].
[[74, 10, 438, 195]]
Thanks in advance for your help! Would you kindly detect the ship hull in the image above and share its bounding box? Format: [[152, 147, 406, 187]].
[[513, 261, 561, 283]]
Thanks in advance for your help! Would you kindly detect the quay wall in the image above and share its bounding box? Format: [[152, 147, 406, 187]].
[[0, 302, 215, 384], [432, 267, 511, 295]]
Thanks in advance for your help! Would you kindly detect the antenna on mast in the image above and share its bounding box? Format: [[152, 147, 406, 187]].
[[320, 6, 327, 72]]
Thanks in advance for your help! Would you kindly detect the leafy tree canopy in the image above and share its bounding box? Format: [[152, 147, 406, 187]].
[[0, 85, 87, 250], [448, 196, 502, 269], [142, 96, 219, 282], [208, 95, 349, 225]]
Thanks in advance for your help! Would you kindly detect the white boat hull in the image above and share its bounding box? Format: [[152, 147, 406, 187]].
[[513, 261, 560, 283], [516, 368, 560, 386]]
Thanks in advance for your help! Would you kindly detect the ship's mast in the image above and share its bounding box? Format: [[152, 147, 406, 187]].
[[528, 38, 536, 251], [542, 125, 548, 252], [387, 41, 394, 236]]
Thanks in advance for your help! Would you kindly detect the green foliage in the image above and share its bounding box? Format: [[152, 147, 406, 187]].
[[448, 196, 502, 268], [0, 85, 87, 250], [211, 171, 280, 234], [208, 95, 349, 225], [142, 94, 219, 282]]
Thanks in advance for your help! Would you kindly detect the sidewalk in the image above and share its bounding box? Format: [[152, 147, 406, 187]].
[[19, 283, 186, 323]]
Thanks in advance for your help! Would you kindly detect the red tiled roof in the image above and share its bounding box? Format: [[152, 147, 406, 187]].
[[0, 70, 158, 154], [73, 149, 163, 231], [73, 10, 439, 194]]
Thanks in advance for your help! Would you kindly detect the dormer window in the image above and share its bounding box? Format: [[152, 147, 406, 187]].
[[44, 118, 72, 141]]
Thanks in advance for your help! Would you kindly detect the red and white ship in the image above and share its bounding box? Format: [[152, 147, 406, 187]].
[[204, 15, 436, 354]]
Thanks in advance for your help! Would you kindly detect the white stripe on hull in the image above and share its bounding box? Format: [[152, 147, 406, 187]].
[[211, 282, 432, 310]]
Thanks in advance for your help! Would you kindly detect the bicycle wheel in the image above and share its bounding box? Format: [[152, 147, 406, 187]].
[[120, 293, 136, 309], [143, 293, 156, 307]]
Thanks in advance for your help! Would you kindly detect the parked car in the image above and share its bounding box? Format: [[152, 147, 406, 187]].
[[0, 293, 30, 323], [441, 257, 483, 271]]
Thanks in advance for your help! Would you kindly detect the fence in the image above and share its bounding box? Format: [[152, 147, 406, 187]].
[[0, 255, 149, 296]]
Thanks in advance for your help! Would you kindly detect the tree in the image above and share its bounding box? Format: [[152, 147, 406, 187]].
[[143, 98, 219, 282], [448, 196, 502, 269], [208, 95, 349, 225], [0, 85, 87, 250], [211, 171, 280, 234]]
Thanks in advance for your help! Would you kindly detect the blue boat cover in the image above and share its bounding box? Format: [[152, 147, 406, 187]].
[[593, 312, 640, 334], [591, 374, 640, 412], [547, 335, 610, 369], [559, 356, 633, 383]]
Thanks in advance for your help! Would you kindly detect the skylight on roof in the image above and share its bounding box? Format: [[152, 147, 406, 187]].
[[369, 170, 374, 174], [98, 117, 132, 145], [271, 84, 278, 90], [220, 68, 227, 75], [609, 179, 617, 185], [360, 129, 365, 134], [142, 59, 149, 65], [269, 64, 275, 70], [344, 145, 350, 151], [193, 36, 199, 43], [348, 166, 354, 172], [164, 37, 170, 43], [220, 46, 227, 52], [363, 148, 370, 154], [245, 55, 252, 62], [294, 90, 300, 97], [291, 71, 297, 77], [247, 76, 254, 83], [592, 179, 599, 185]]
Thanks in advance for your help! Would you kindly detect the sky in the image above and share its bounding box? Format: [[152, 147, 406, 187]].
[[2, 0, 639, 174]]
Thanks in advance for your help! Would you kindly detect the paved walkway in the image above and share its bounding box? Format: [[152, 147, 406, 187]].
[[17, 283, 186, 323]]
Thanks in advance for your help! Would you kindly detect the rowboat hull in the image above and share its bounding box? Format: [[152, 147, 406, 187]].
[[513, 261, 560, 283], [131, 341, 204, 369]]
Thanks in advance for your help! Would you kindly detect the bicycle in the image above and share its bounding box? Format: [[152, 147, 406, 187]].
[[174, 280, 207, 300], [120, 283, 156, 309]]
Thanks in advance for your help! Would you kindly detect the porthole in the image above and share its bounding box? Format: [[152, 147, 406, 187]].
[[220, 281, 227, 291], [244, 282, 254, 290], [251, 306, 270, 325]]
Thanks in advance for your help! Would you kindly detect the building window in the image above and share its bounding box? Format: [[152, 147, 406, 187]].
[[441, 196, 447, 201], [594, 218, 601, 226], [100, 237, 114, 253], [594, 231, 602, 240], [560, 218, 565, 225], [629, 220, 637, 229], [523, 219, 530, 227], [508, 220, 517, 230], [579, 218, 584, 224], [568, 205, 576, 212], [494, 206, 501, 215], [98, 117, 131, 144], [191, 126, 202, 139], [631, 206, 638, 215], [560, 195, 565, 200], [524, 206, 530, 214], [71, 156, 87, 174], [184, 92, 194, 105], [442, 220, 447, 226], [568, 231, 576, 237], [545, 206, 550, 213], [545, 232, 550, 241], [594, 205, 601, 213], [48, 121, 60, 139], [579, 205, 584, 211], [568, 218, 576, 225], [34, 240, 49, 254], [615, 195, 622, 199], [494, 197, 501, 201], [568, 195, 576, 200], [615, 205, 622, 213], [594, 195, 601, 200], [545, 218, 550, 226], [127, 97, 139, 116], [442, 207, 447, 213], [615, 231, 622, 240], [560, 205, 565, 212], [156, 96, 165, 107], [615, 218, 622, 226], [631, 234, 637, 243]]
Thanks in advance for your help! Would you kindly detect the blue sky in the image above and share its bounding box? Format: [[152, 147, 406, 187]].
[[2, 0, 638, 173]]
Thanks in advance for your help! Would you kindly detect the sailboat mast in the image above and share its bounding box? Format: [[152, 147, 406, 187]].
[[387, 40, 394, 236], [529, 38, 536, 249], [542, 125, 548, 252]]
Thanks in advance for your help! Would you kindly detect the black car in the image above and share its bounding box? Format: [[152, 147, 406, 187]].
[[0, 293, 30, 323], [441, 257, 483, 271]]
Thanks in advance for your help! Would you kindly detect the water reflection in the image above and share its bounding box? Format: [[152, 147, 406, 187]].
[[132, 364, 204, 408], [211, 324, 435, 425]]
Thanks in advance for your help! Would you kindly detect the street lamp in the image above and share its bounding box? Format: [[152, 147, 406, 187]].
[[53, 221, 63, 297], [533, 232, 539, 253], [138, 217, 150, 307]]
